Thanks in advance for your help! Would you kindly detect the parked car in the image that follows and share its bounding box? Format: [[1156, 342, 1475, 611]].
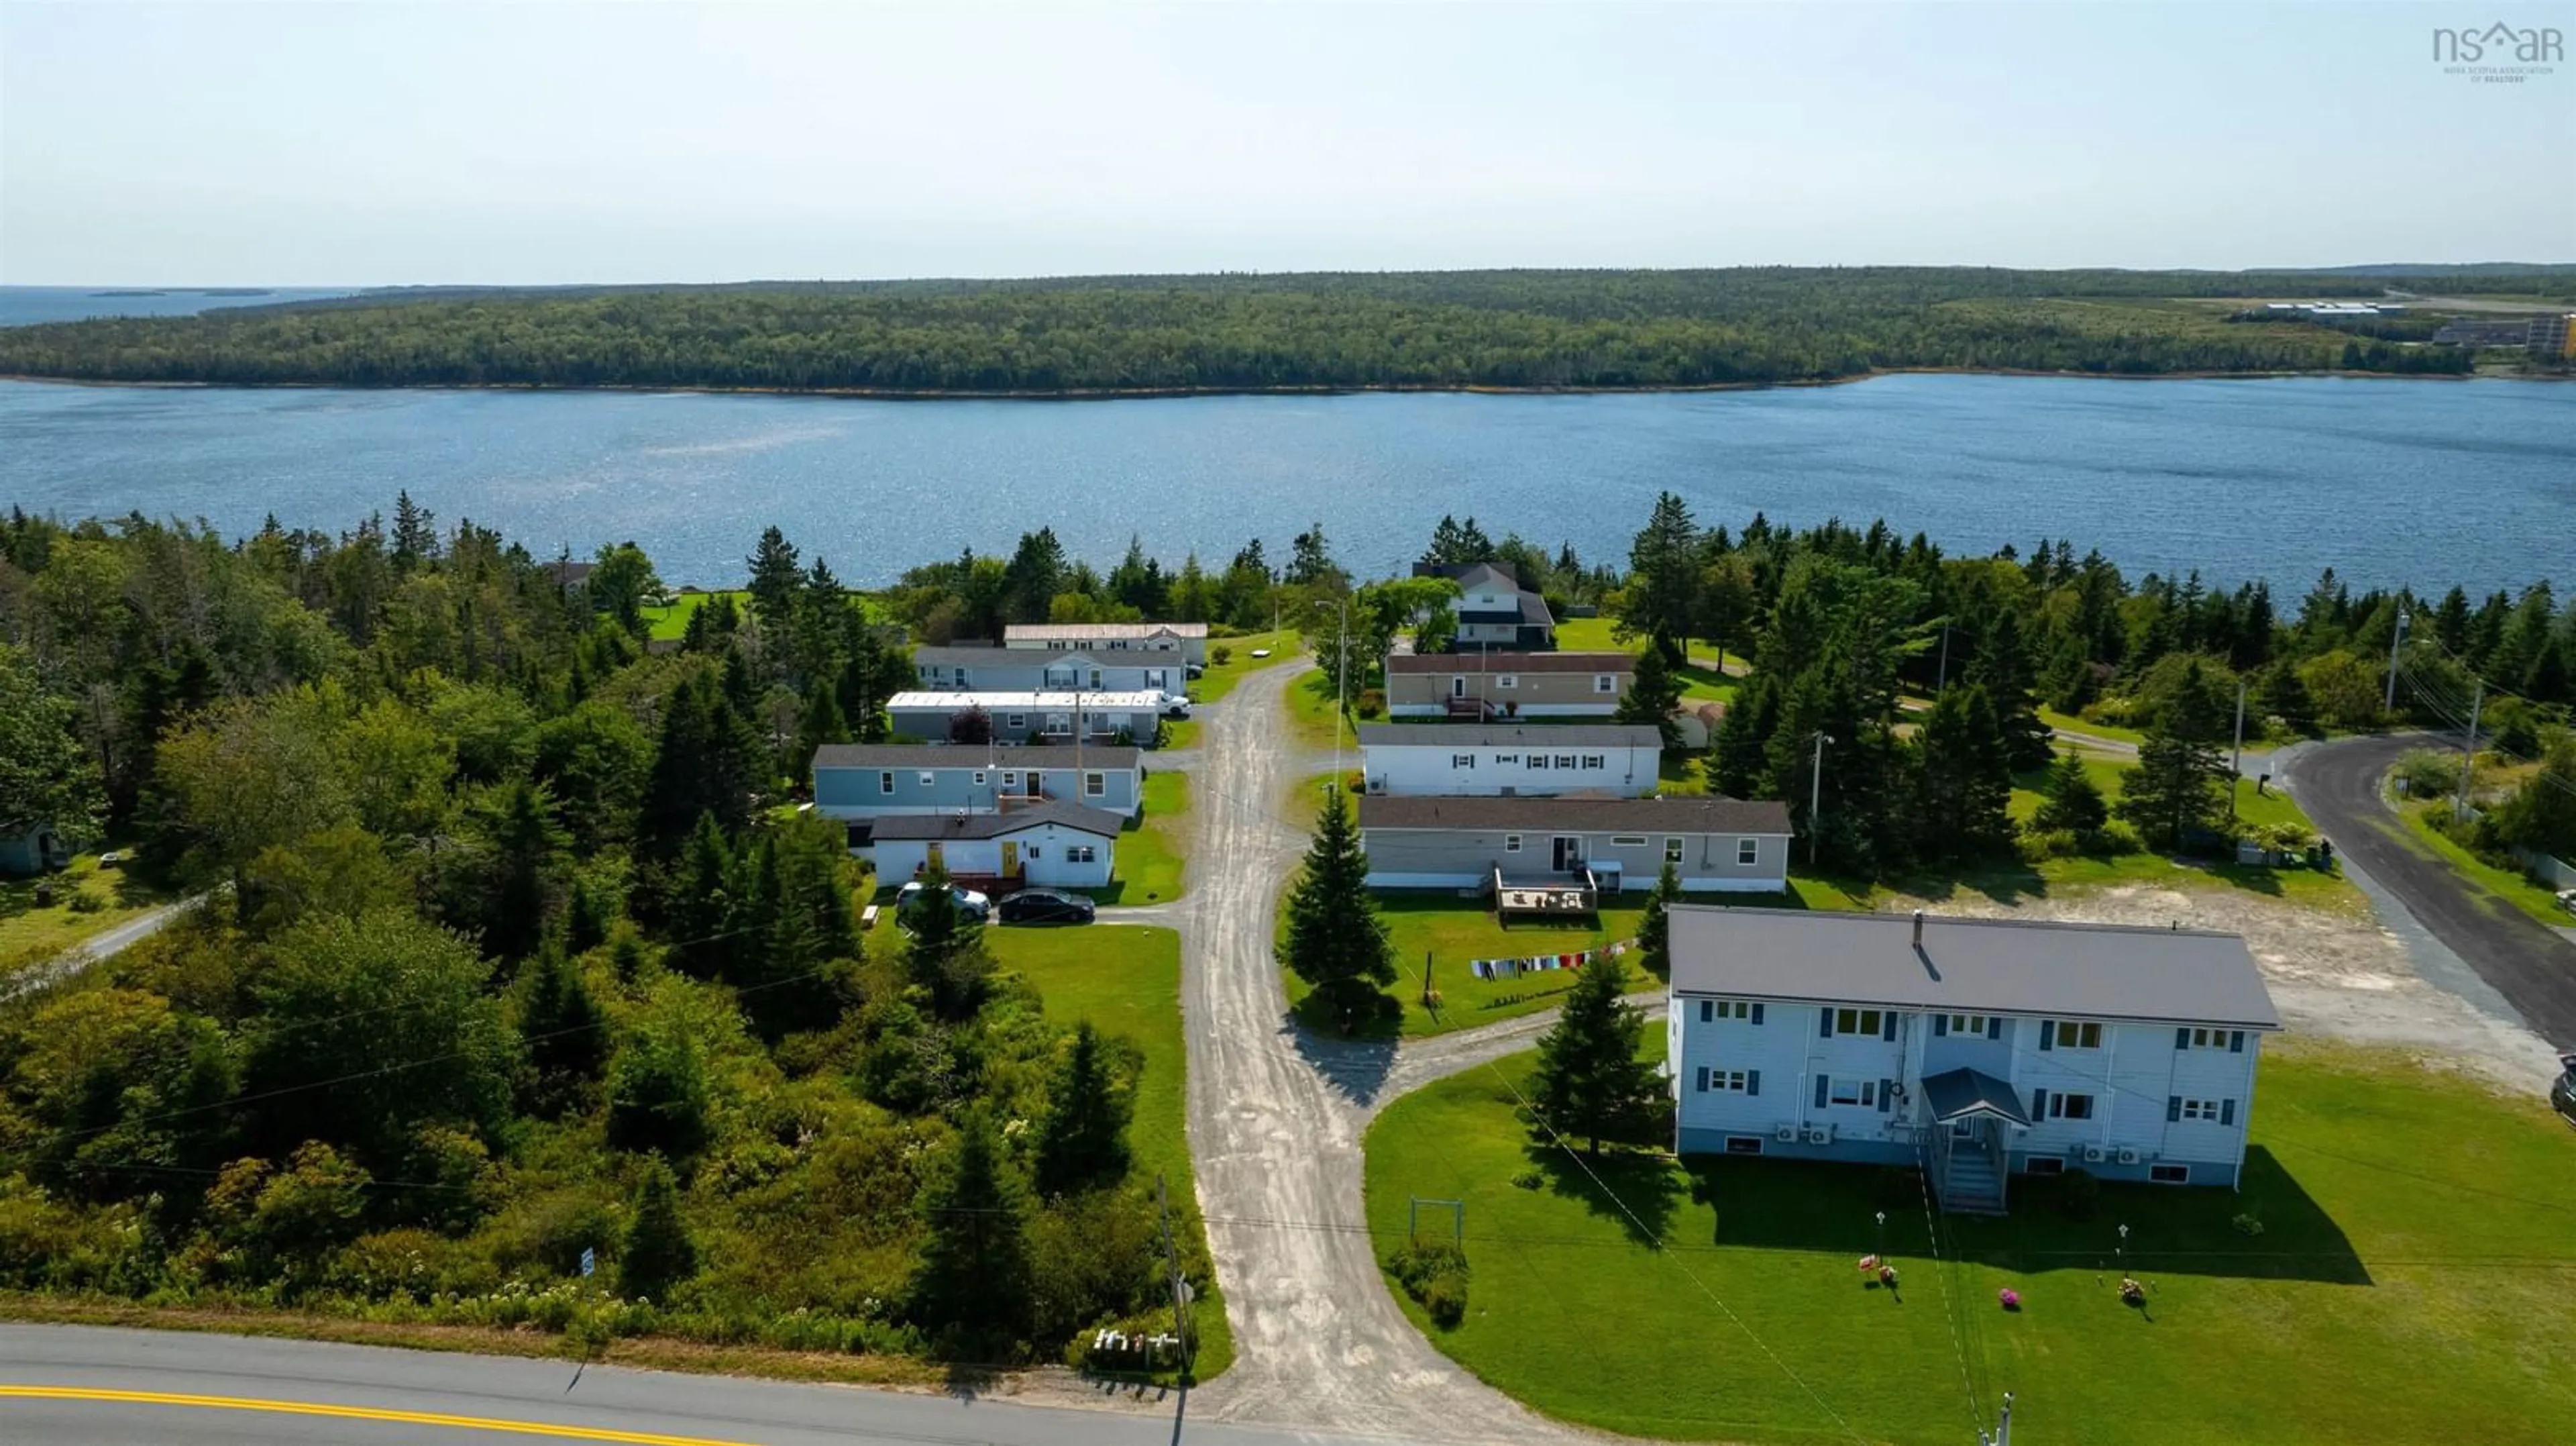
[[1185, 661, 1205, 680], [2553, 1053, 2576, 1127], [998, 888, 1097, 926], [1161, 693, 1193, 719], [2557, 888, 2576, 919], [895, 880, 989, 923]]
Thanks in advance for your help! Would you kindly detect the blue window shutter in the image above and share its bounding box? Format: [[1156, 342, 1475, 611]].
[[2222, 1098, 2236, 1127], [1695, 1066, 1709, 1093], [1819, 1009, 1834, 1038], [1747, 1069, 1761, 1098], [2038, 1021, 2053, 1051], [1881, 1014, 1898, 1042], [1878, 1078, 1894, 1114], [1699, 1000, 1712, 1024], [1987, 1016, 2003, 1040], [2230, 1030, 2245, 1053], [1751, 1003, 1764, 1026], [2031, 1088, 2048, 1119], [2176, 1027, 2190, 1050], [2167, 1095, 2182, 1123], [1933, 1013, 1948, 1037], [1815, 1074, 1830, 1108]]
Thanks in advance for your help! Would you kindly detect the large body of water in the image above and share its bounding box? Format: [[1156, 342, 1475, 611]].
[[0, 374, 2566, 593], [0, 286, 368, 327]]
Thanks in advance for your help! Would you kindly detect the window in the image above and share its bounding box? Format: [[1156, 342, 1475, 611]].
[[1737, 837, 1760, 866], [1610, 835, 1648, 847], [1494, 754, 1519, 766], [1084, 772, 1106, 796], [1556, 754, 1576, 768], [1709, 1069, 1750, 1092], [2178, 1098, 2223, 1121], [1007, 713, 1026, 729], [1664, 837, 1685, 864], [2025, 1156, 2066, 1177], [973, 771, 987, 786], [1705, 999, 1750, 1021], [2177, 1027, 2247, 1051], [2149, 1164, 2191, 1185], [1497, 674, 1518, 690], [1504, 834, 1522, 852], [1026, 845, 1042, 860], [1528, 756, 1550, 770], [918, 771, 935, 786], [2046, 1092, 2096, 1121], [1580, 754, 1604, 770], [1724, 1135, 1765, 1155], [1452, 754, 1477, 769], [879, 772, 896, 794], [1595, 674, 1616, 693], [1002, 772, 1020, 792], [1067, 844, 1097, 864], [1945, 1014, 1989, 1037], [1452, 677, 1468, 699], [1834, 1008, 1883, 1037], [2052, 1021, 2104, 1050], [1829, 1078, 1876, 1108]]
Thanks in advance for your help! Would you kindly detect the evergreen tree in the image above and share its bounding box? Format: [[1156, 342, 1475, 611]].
[[745, 526, 802, 633], [1710, 672, 1778, 798], [910, 1111, 1034, 1347], [2118, 660, 2231, 849], [1966, 608, 2054, 771], [390, 490, 438, 572], [470, 778, 569, 964], [663, 811, 735, 977], [605, 1022, 712, 1163], [1004, 527, 1067, 623], [1613, 641, 1685, 747], [1032, 1023, 1132, 1198], [1621, 491, 1701, 646], [639, 672, 763, 854], [520, 941, 607, 1113], [619, 1155, 697, 1302], [1637, 860, 1681, 979], [903, 859, 995, 1021], [2255, 656, 2316, 735], [1527, 952, 1661, 1157], [2031, 750, 2110, 835], [792, 677, 851, 778], [1279, 790, 1395, 1031], [2522, 636, 2569, 706], [1911, 682, 2016, 860]]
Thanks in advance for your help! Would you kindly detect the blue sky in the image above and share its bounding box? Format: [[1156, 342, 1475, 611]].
[[3, 1, 2569, 285]]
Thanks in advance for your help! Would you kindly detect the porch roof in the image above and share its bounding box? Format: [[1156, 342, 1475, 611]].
[[1920, 1067, 2031, 1127]]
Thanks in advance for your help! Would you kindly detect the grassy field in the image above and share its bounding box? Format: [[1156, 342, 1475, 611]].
[[1363, 1040, 2576, 1446], [985, 925, 1233, 1382], [1285, 668, 1360, 751], [1195, 629, 1299, 703], [2388, 796, 2571, 929], [2037, 707, 2146, 747], [638, 589, 749, 641], [1998, 755, 2361, 914], [0, 855, 173, 975], [1099, 771, 1191, 905], [1549, 617, 1635, 654]]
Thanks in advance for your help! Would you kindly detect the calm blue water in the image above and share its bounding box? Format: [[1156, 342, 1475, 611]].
[[1, 375, 2567, 592], [0, 286, 368, 327]]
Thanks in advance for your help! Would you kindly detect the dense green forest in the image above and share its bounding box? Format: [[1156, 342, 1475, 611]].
[[5, 266, 2558, 393]]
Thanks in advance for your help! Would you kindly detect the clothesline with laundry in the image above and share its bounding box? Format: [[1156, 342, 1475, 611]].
[[1464, 936, 1639, 982]]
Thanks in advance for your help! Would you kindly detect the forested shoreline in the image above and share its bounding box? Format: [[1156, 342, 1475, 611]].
[[6, 266, 2561, 394]]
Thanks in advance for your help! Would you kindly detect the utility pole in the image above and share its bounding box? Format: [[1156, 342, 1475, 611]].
[[2454, 680, 2484, 821], [2382, 608, 2410, 715], [1935, 621, 1951, 692], [1332, 597, 1350, 790], [1807, 731, 1833, 866], [1155, 1172, 1193, 1374], [2227, 678, 2247, 822]]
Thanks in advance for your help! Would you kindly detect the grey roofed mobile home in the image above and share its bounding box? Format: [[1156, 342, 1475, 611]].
[[809, 743, 1144, 820], [1666, 907, 2283, 1029], [1355, 722, 1659, 749], [910, 645, 1191, 694], [1359, 794, 1792, 893]]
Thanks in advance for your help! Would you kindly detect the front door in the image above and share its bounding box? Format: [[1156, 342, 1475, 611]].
[[1552, 835, 1584, 872], [1452, 676, 1468, 699], [1002, 841, 1020, 878]]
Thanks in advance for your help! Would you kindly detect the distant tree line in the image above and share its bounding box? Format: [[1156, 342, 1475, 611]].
[[6, 265, 2562, 393]]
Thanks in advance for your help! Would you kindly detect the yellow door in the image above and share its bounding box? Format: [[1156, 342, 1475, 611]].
[[1002, 841, 1021, 878], [926, 843, 945, 872]]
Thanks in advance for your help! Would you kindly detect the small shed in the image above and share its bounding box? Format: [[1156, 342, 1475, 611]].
[[0, 821, 72, 877]]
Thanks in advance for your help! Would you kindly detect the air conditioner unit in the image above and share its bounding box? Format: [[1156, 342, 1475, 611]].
[[2116, 1148, 2141, 1166], [2082, 1145, 2108, 1164], [1774, 1125, 1799, 1143], [1805, 1125, 1835, 1145]]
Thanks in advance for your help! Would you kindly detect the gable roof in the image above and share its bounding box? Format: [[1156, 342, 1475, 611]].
[[1921, 1067, 2031, 1126], [1667, 907, 2282, 1031], [1360, 794, 1790, 835], [810, 743, 1142, 772], [1386, 651, 1634, 676], [1357, 723, 1662, 750], [912, 645, 1173, 670], [865, 798, 1124, 841], [1004, 621, 1208, 642]]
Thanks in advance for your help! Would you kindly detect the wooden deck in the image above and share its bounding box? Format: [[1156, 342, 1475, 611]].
[[1493, 867, 1599, 919]]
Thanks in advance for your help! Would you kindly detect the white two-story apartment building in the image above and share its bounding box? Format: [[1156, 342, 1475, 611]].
[[1666, 907, 2280, 1212], [1357, 723, 1661, 798]]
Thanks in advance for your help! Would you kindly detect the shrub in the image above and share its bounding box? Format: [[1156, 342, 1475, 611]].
[[66, 890, 107, 915], [1509, 1169, 1544, 1191], [1356, 688, 1386, 719], [2394, 749, 2460, 801], [2232, 1212, 2265, 1237], [1386, 1240, 1470, 1329], [2057, 1167, 2100, 1221], [1210, 645, 1233, 667]]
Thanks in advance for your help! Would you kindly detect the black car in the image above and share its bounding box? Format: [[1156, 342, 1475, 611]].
[[2553, 1053, 2576, 1127], [998, 888, 1097, 926]]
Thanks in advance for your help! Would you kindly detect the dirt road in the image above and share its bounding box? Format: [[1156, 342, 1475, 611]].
[[1175, 664, 1587, 1443]]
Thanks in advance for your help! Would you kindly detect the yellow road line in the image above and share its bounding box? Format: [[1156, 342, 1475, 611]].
[[0, 1386, 759, 1445]]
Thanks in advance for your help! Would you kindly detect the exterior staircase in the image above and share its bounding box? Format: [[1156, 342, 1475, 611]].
[[1937, 1149, 2007, 1216]]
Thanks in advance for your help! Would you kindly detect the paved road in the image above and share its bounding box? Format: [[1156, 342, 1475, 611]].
[[2282, 733, 2576, 1047], [0, 1324, 1340, 1445], [2, 893, 204, 1003]]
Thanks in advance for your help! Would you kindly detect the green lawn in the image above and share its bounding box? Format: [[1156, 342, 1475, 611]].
[[638, 589, 749, 641], [1549, 617, 1635, 654], [2387, 796, 2571, 929], [987, 925, 1232, 1382], [1097, 771, 1191, 905], [1285, 668, 1360, 752], [1195, 629, 1299, 703], [1364, 1041, 2576, 1446], [0, 855, 174, 975], [1160, 717, 1201, 751], [1999, 757, 2361, 914], [2037, 706, 2146, 747]]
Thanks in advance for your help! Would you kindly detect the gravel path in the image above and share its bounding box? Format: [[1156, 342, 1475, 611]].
[[2, 894, 205, 1004], [1175, 664, 1591, 1444]]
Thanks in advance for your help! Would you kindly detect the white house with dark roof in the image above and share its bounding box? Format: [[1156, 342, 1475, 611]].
[[858, 799, 1121, 891], [1358, 723, 1661, 798], [1002, 622, 1208, 664], [1442, 562, 1555, 652], [810, 743, 1143, 822], [911, 646, 1189, 697], [1666, 907, 2281, 1212], [1384, 651, 1633, 719], [1358, 795, 1790, 894]]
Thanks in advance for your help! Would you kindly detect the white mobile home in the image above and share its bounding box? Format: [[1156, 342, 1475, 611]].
[[1357, 723, 1661, 798], [885, 690, 1168, 745], [1358, 795, 1790, 894], [911, 646, 1189, 696], [1003, 622, 1208, 665], [858, 800, 1121, 892], [811, 744, 1144, 822], [1666, 907, 2281, 1212]]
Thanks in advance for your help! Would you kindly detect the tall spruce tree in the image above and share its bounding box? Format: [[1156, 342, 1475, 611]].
[[1621, 492, 1701, 648], [903, 859, 995, 1021], [910, 1111, 1034, 1347], [1637, 860, 1681, 980], [1614, 642, 1685, 747], [1528, 952, 1661, 1157], [1280, 789, 1395, 1031], [1032, 1023, 1132, 1197], [519, 942, 606, 1115], [745, 526, 802, 634], [1911, 682, 2016, 861], [2118, 660, 2231, 849], [1967, 608, 2054, 771], [619, 1154, 697, 1302], [2031, 750, 2110, 835]]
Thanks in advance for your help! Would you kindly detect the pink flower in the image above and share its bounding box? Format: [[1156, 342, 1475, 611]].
[[1998, 1288, 2022, 1310]]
